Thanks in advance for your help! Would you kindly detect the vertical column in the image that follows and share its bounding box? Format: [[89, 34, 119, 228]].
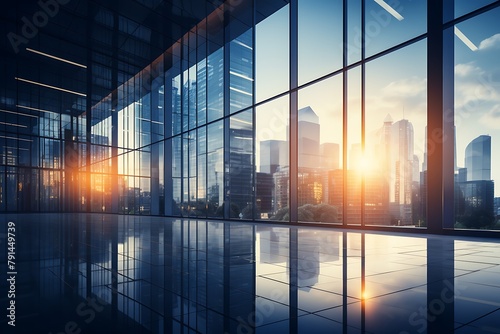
[[342, 0, 348, 227], [252, 0, 257, 221], [84, 2, 94, 298], [289, 0, 298, 223], [111, 103, 119, 213], [442, 0, 455, 229], [360, 0, 366, 227], [85, 4, 93, 214], [151, 79, 160, 215], [110, 11, 119, 213], [224, 5, 231, 219], [427, 0, 444, 233], [164, 54, 173, 216], [64, 128, 77, 212]]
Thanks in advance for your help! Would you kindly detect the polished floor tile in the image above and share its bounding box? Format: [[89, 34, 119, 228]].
[[0, 213, 499, 333]]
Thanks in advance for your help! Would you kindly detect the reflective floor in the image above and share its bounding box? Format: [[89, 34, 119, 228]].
[[1, 214, 500, 333]]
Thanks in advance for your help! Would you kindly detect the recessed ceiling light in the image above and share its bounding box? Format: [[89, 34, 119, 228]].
[[374, 0, 404, 21], [0, 135, 32, 142], [454, 26, 478, 51], [16, 105, 59, 115], [4, 146, 30, 151], [15, 77, 87, 97], [26, 48, 87, 68], [0, 108, 39, 118], [0, 121, 27, 128]]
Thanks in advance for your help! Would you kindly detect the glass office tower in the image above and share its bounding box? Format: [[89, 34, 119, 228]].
[[1, 0, 500, 233]]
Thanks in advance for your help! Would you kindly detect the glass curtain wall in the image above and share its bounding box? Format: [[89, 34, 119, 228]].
[[2, 0, 500, 233]]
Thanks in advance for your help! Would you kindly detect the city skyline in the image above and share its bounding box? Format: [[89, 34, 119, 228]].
[[257, 104, 495, 225]]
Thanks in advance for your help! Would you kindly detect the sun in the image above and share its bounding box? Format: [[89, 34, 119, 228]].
[[354, 154, 375, 175]]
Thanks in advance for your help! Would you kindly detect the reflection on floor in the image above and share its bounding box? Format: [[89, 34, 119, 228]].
[[0, 214, 500, 333]]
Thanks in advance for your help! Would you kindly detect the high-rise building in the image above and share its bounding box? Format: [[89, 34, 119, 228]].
[[297, 168, 325, 206], [256, 172, 274, 218], [382, 114, 394, 174], [298, 106, 320, 168], [320, 143, 339, 170], [327, 169, 389, 224], [494, 197, 500, 216], [390, 119, 415, 225], [378, 117, 417, 225], [260, 140, 288, 174], [455, 180, 495, 228], [273, 167, 290, 212], [455, 135, 494, 228], [465, 135, 491, 181], [228, 127, 254, 218], [320, 142, 340, 203]]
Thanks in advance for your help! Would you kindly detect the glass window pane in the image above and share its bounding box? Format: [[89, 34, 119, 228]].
[[188, 65, 197, 130], [298, 75, 343, 224], [347, 67, 362, 225], [172, 74, 182, 135], [365, 0, 427, 57], [453, 0, 498, 21], [256, 5, 289, 102], [298, 0, 343, 85], [207, 121, 224, 217], [256, 96, 289, 221], [347, 0, 362, 65], [172, 136, 182, 215], [365, 40, 427, 227], [230, 29, 254, 113], [207, 48, 224, 122], [197, 127, 207, 217], [229, 110, 254, 218], [454, 7, 500, 230], [185, 130, 197, 217], [197, 59, 207, 126]]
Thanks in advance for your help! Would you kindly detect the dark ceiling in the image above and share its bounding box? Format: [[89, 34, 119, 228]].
[[0, 0, 233, 117], [0, 0, 288, 119]]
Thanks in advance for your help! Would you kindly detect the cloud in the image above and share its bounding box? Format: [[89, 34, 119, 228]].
[[455, 63, 479, 77], [454, 62, 500, 109], [382, 76, 426, 97], [479, 104, 500, 129], [479, 33, 500, 50]]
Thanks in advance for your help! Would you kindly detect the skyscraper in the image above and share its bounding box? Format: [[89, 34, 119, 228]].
[[320, 143, 340, 170], [298, 106, 321, 168], [465, 135, 491, 181], [456, 135, 494, 228], [260, 140, 288, 174], [381, 115, 416, 225]]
